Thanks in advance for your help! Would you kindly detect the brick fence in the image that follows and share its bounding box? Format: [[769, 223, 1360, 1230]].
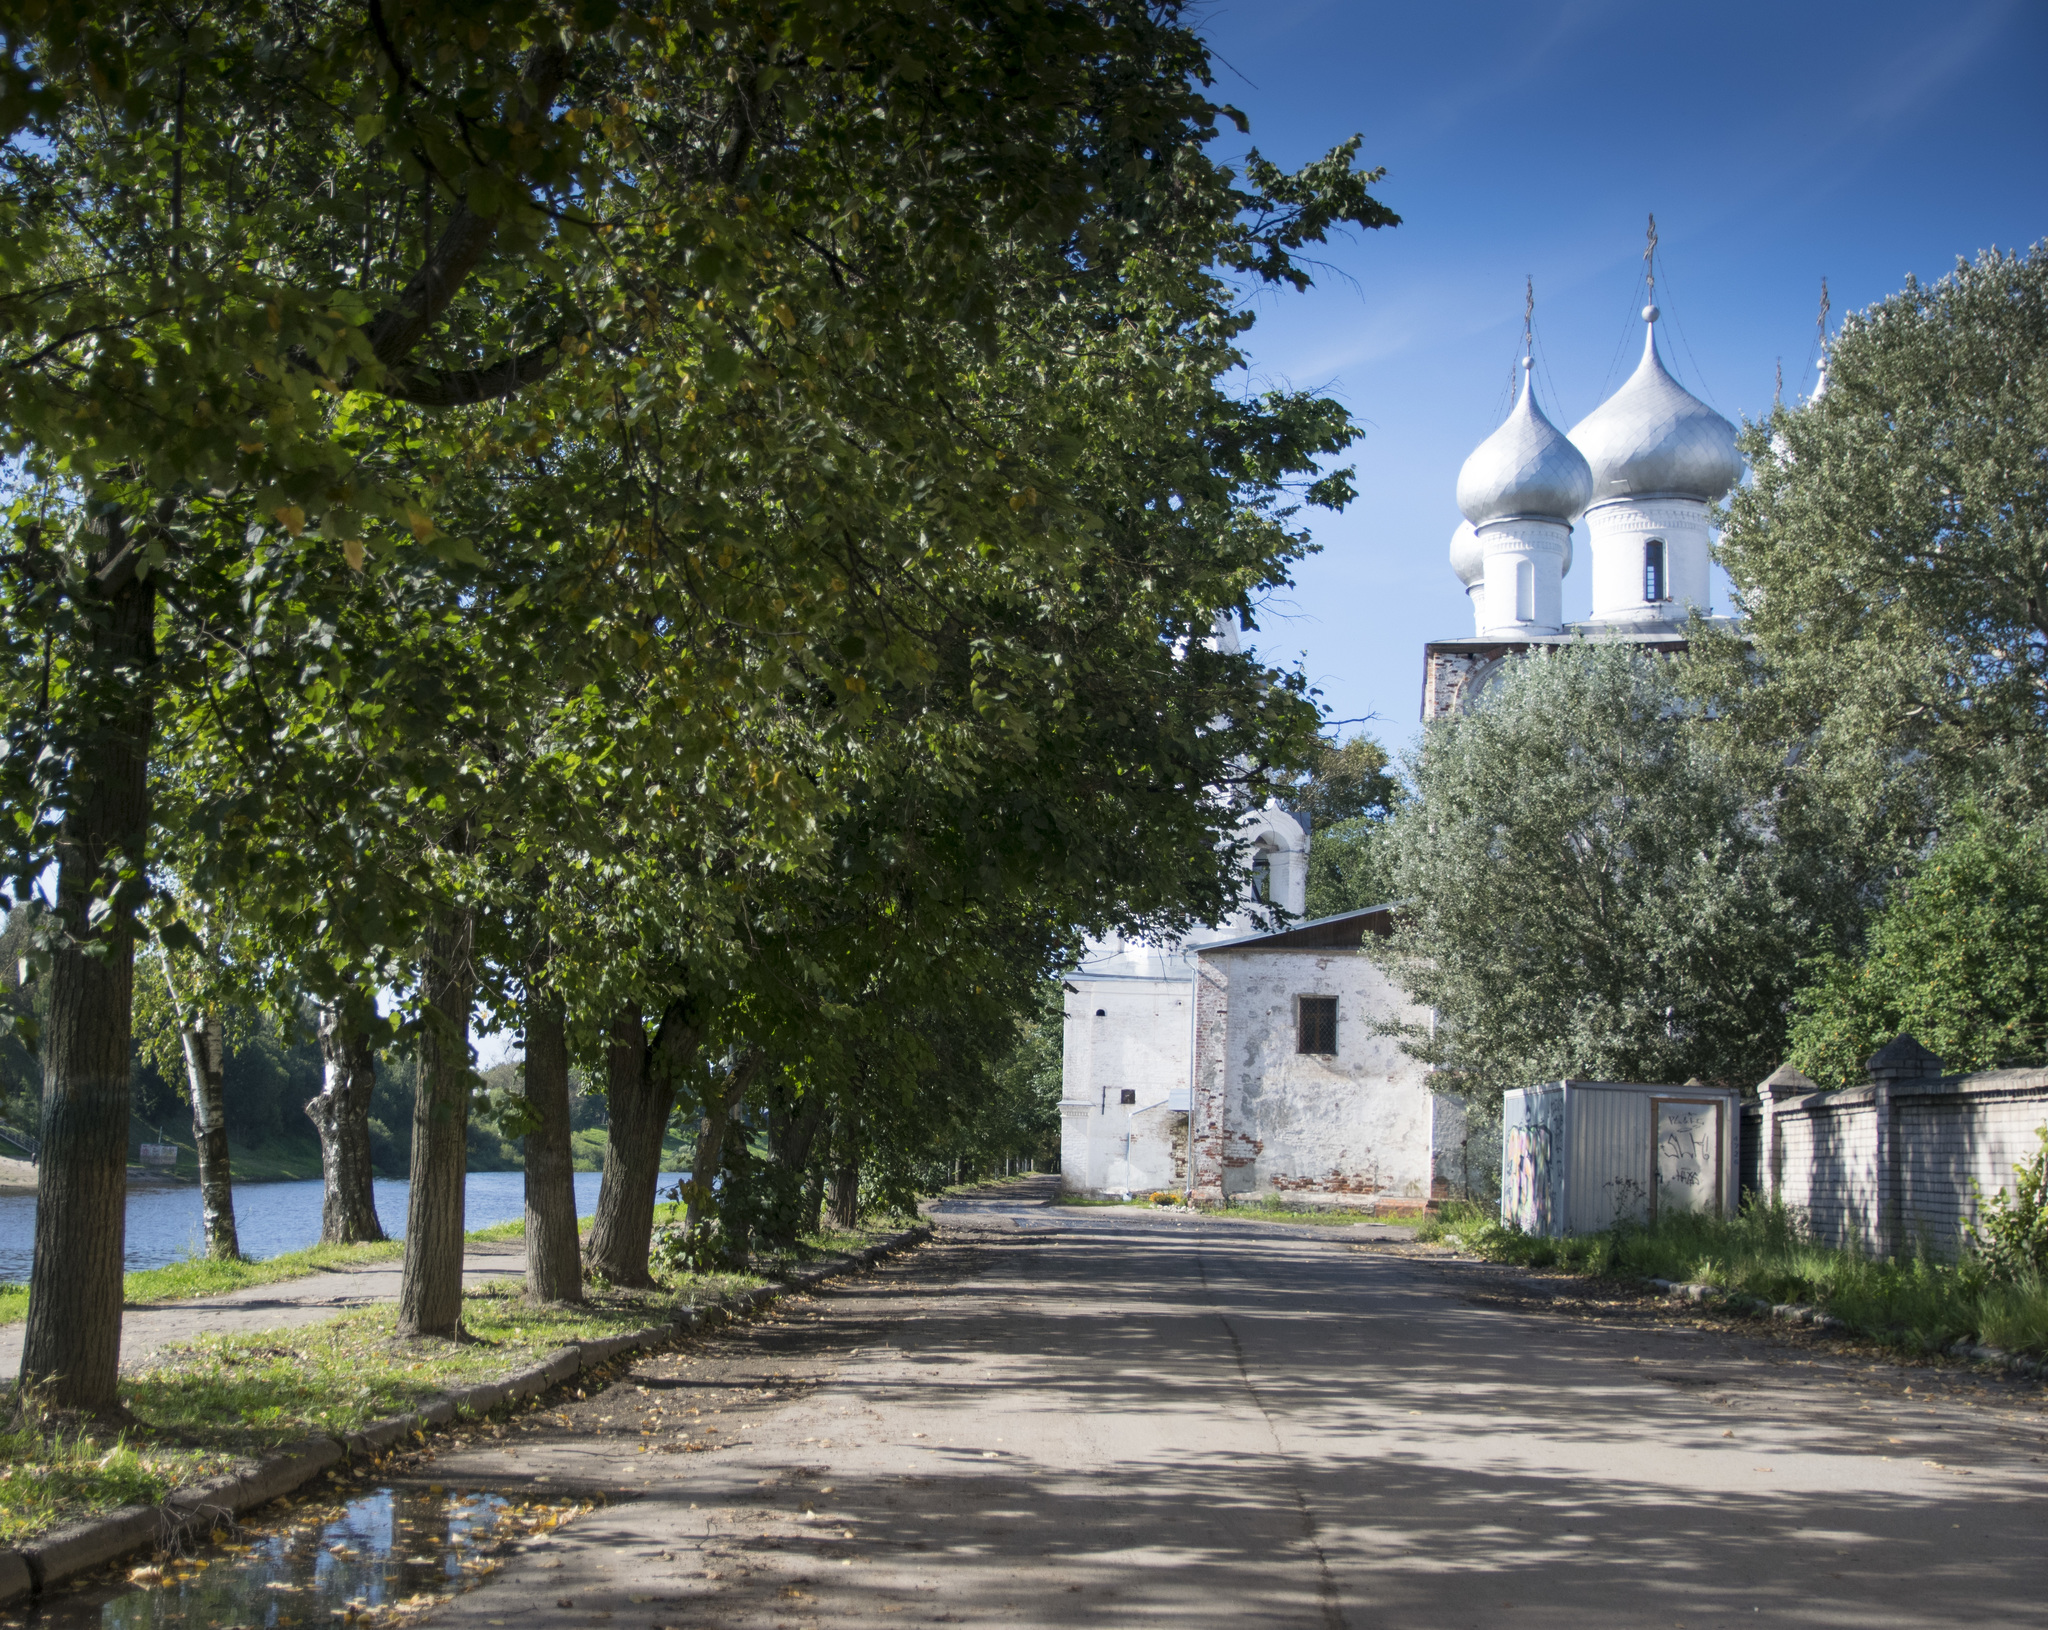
[[1746, 1035, 2048, 1258]]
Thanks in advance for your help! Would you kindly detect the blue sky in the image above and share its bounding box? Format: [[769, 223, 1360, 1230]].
[[1202, 0, 2048, 753]]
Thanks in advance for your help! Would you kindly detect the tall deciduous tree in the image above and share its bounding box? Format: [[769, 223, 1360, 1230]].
[[1703, 243, 2048, 859], [1789, 808, 2048, 1087], [1376, 644, 1848, 1107]]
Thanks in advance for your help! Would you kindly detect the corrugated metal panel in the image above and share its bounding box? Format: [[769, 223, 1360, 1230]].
[[1500, 1085, 1566, 1233], [1564, 1085, 1653, 1233]]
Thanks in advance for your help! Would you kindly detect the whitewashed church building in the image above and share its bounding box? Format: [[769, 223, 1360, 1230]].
[[1060, 297, 1744, 1207]]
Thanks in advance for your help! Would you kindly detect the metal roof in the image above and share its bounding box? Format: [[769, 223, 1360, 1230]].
[[1197, 903, 1403, 954]]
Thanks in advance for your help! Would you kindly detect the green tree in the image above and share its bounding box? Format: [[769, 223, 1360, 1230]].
[[1789, 809, 2048, 1087], [1295, 733, 1401, 918], [1376, 644, 1845, 1109], [1703, 243, 2048, 860]]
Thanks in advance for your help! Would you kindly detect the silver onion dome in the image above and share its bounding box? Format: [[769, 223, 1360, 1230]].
[[1456, 360, 1593, 526], [1449, 519, 1482, 586], [1569, 308, 1742, 503]]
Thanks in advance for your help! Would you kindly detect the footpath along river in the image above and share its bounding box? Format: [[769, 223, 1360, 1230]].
[[0, 1170, 688, 1283]]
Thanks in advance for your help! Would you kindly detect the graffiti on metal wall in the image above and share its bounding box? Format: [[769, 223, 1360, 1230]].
[[1654, 1100, 1721, 1218], [1504, 1105, 1560, 1233]]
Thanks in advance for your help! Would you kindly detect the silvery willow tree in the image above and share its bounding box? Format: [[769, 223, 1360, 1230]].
[[1375, 643, 1848, 1108]]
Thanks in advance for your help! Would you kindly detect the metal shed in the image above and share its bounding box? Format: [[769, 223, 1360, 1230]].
[[1500, 1080, 1743, 1237]]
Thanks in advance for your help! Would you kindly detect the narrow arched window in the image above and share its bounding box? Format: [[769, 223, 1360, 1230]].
[[1515, 558, 1535, 622], [1644, 538, 1667, 602], [1250, 852, 1272, 902]]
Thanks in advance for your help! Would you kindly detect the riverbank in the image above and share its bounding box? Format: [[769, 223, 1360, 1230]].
[[0, 1158, 29, 1198], [0, 1223, 912, 1558]]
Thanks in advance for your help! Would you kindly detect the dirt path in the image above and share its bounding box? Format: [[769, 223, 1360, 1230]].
[[300, 1182, 2047, 1629], [0, 1241, 527, 1377]]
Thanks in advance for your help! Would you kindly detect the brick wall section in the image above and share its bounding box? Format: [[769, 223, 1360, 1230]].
[[1758, 1044, 2048, 1258]]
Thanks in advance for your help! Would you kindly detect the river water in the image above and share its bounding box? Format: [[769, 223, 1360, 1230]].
[[0, 1169, 688, 1283]]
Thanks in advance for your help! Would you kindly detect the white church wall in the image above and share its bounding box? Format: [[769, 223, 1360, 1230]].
[[1189, 945, 1433, 1205], [1059, 974, 1193, 1196]]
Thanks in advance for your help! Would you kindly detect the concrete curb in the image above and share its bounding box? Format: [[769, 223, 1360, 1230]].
[[0, 1222, 930, 1607]]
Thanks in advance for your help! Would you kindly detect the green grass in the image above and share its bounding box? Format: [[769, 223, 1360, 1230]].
[[0, 1239, 407, 1329], [0, 1407, 235, 1544], [1424, 1201, 2048, 1358], [0, 1265, 762, 1541], [122, 1271, 761, 1454]]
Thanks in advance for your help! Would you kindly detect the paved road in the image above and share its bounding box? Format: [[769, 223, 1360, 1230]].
[[374, 1180, 2045, 1629], [0, 1241, 527, 1377]]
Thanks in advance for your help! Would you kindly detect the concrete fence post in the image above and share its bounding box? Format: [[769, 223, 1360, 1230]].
[[1864, 1034, 1944, 1258], [1757, 1062, 1817, 1206]]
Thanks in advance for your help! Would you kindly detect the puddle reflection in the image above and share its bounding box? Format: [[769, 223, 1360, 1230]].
[[18, 1485, 583, 1630]]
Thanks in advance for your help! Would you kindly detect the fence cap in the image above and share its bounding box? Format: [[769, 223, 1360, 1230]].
[[1866, 1033, 1944, 1079], [1760, 1062, 1817, 1097]]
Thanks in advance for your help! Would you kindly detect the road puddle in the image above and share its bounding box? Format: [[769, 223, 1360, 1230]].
[[15, 1485, 587, 1630]]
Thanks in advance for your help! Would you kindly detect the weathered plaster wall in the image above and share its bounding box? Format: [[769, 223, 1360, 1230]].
[[1189, 947, 1433, 1204], [1059, 974, 1193, 1196]]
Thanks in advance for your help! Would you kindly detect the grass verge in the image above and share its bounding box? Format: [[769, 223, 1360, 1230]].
[[0, 1239, 406, 1330], [0, 1264, 763, 1542], [1418, 1201, 2048, 1358], [0, 1216, 568, 1328]]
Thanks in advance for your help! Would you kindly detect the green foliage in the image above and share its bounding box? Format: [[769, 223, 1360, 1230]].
[[1303, 813, 1400, 919], [1439, 1200, 2048, 1357], [1967, 1126, 2048, 1285], [1294, 734, 1401, 918], [1377, 644, 1850, 1105], [1288, 735, 1399, 831], [1790, 810, 2048, 1086], [1706, 242, 2048, 858]]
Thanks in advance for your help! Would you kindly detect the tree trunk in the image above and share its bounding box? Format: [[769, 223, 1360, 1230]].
[[584, 1005, 696, 1288], [18, 559, 154, 1413], [180, 1012, 240, 1259], [396, 905, 475, 1339], [310, 1004, 385, 1245], [761, 1086, 830, 1247], [681, 1051, 759, 1241], [830, 1144, 861, 1232], [522, 1002, 581, 1303]]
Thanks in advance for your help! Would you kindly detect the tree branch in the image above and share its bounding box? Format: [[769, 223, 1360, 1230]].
[[379, 327, 579, 407]]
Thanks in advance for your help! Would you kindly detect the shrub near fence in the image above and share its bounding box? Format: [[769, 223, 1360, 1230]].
[[1753, 1035, 2048, 1260]]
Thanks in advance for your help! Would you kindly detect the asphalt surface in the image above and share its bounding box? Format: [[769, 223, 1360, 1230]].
[[0, 1241, 527, 1377], [348, 1180, 2045, 1629]]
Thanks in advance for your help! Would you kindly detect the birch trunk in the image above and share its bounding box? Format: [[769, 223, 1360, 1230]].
[[396, 906, 475, 1338], [18, 556, 153, 1413], [180, 1013, 240, 1259], [310, 1006, 385, 1245]]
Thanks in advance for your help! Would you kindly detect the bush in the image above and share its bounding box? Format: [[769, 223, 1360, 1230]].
[[1967, 1126, 2048, 1284]]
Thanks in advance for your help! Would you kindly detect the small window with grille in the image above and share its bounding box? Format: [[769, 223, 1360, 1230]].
[[1644, 538, 1668, 602], [1297, 995, 1338, 1056]]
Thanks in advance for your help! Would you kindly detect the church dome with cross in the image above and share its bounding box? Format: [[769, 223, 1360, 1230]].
[[1567, 305, 1740, 627]]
